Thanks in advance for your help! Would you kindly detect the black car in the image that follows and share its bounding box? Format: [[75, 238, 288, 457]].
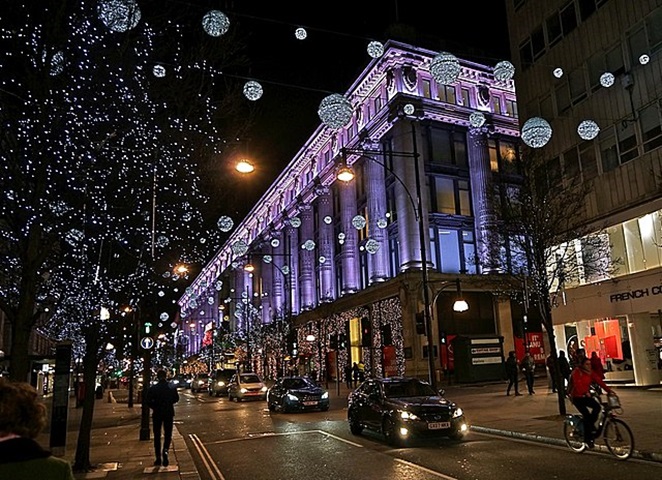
[[267, 376, 330, 413], [347, 377, 468, 446], [208, 369, 235, 397]]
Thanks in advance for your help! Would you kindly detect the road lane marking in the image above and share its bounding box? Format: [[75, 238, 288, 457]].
[[204, 429, 363, 448], [190, 433, 226, 480], [393, 458, 459, 479]]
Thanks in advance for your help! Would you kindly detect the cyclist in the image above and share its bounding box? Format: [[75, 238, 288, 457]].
[[568, 354, 614, 448]]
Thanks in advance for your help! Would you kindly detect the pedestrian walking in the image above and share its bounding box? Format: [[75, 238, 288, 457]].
[[521, 352, 536, 394], [344, 363, 353, 389], [546, 353, 557, 393], [558, 350, 571, 393], [146, 369, 179, 467], [352, 362, 360, 388], [505, 351, 521, 396], [0, 378, 75, 480]]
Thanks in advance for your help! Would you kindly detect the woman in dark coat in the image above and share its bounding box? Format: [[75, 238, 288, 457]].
[[0, 378, 75, 480], [505, 351, 522, 396]]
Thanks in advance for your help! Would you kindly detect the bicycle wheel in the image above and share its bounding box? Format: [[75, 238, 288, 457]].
[[563, 418, 586, 453], [603, 418, 634, 460]]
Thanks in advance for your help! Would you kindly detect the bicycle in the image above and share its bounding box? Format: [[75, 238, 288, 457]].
[[563, 389, 634, 460]]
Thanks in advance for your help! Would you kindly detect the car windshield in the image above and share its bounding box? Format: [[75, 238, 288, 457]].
[[241, 374, 260, 383], [384, 380, 437, 398], [282, 378, 310, 389]]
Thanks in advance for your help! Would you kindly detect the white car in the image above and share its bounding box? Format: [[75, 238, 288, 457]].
[[227, 372, 267, 402]]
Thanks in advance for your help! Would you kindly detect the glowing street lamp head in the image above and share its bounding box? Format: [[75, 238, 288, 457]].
[[236, 159, 255, 173], [244, 263, 255, 273], [337, 165, 355, 182]]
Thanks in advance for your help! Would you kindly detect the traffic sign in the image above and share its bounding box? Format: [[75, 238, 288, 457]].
[[140, 337, 154, 350]]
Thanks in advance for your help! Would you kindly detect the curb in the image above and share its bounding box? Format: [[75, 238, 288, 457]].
[[173, 425, 200, 480], [470, 426, 662, 463]]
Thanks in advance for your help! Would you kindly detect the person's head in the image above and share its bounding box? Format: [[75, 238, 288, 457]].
[[156, 369, 167, 381], [591, 351, 598, 358], [579, 356, 591, 372], [559, 350, 566, 357], [508, 350, 515, 358], [0, 378, 46, 438]]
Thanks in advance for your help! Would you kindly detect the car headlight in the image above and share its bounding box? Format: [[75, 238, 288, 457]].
[[198, 380, 204, 385], [240, 388, 248, 393], [261, 386, 268, 392], [217, 381, 225, 387], [321, 392, 329, 399], [399, 410, 420, 421], [172, 380, 179, 384], [286, 393, 299, 402], [452, 407, 463, 418]]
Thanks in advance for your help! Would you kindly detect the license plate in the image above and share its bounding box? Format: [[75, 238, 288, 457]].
[[303, 401, 318, 406], [428, 422, 451, 430]]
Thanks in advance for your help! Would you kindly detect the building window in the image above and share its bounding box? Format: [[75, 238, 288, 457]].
[[627, 26, 648, 68], [617, 121, 638, 164], [563, 146, 580, 180], [431, 227, 476, 274], [461, 87, 470, 107], [531, 25, 546, 59], [579, 140, 599, 180], [600, 127, 619, 173], [505, 98, 518, 117], [491, 95, 502, 115], [431, 177, 471, 216], [388, 235, 400, 276], [422, 79, 432, 99], [560, 1, 578, 36], [646, 7, 662, 53], [546, 11, 562, 47], [438, 85, 457, 104], [555, 81, 571, 114], [569, 67, 587, 105], [640, 102, 662, 152], [578, 0, 597, 21]]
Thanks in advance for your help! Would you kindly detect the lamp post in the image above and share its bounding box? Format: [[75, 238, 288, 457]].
[[123, 306, 137, 409], [337, 122, 439, 389]]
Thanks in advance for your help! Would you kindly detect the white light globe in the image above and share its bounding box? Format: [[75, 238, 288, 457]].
[[98, 0, 141, 33], [577, 120, 600, 140], [367, 41, 384, 58], [202, 10, 230, 37], [217, 216, 233, 232], [639, 54, 650, 65], [295, 27, 307, 40], [153, 65, 166, 78], [430, 51, 461, 85], [493, 60, 515, 81], [553, 67, 564, 78], [521, 117, 552, 148], [600, 72, 615, 88], [243, 80, 263, 101], [469, 112, 486, 128], [318, 94, 353, 129]]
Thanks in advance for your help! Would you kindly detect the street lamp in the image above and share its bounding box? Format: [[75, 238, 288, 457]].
[[336, 121, 439, 388], [123, 306, 137, 409]]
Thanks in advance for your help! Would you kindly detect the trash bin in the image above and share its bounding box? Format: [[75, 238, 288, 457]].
[[95, 385, 104, 399]]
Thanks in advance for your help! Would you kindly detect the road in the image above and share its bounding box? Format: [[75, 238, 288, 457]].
[[175, 389, 661, 480]]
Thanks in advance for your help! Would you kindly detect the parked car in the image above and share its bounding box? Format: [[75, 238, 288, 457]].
[[209, 369, 235, 397], [191, 373, 210, 393], [267, 376, 330, 413], [347, 377, 468, 446], [227, 372, 267, 402]]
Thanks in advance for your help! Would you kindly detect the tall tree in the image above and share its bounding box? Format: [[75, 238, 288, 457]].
[[489, 147, 614, 416]]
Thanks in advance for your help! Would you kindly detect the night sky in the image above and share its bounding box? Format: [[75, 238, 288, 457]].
[[214, 1, 511, 218]]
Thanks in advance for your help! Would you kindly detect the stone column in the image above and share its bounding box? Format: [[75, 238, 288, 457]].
[[299, 204, 315, 310], [285, 220, 300, 314], [271, 231, 285, 319], [364, 153, 390, 283], [338, 177, 360, 294], [316, 186, 336, 301], [468, 127, 498, 273]]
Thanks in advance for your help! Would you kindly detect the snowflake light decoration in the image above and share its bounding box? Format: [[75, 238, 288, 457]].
[[323, 215, 333, 225], [493, 60, 515, 81], [153, 65, 166, 77], [469, 112, 486, 128], [377, 218, 388, 229], [159, 312, 169, 321], [318, 94, 353, 130], [365, 239, 380, 254], [289, 217, 301, 228], [600, 72, 615, 88], [302, 240, 316, 251], [270, 238, 280, 248], [430, 51, 460, 85], [367, 41, 384, 58], [577, 120, 600, 140], [97, 0, 142, 33], [243, 81, 263, 101], [202, 10, 230, 37], [553, 67, 564, 78], [521, 117, 552, 148], [352, 215, 366, 230], [217, 216, 233, 232], [295, 27, 307, 40], [319, 256, 326, 264], [639, 54, 650, 65], [231, 240, 248, 257]]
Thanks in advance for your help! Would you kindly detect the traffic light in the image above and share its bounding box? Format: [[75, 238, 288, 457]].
[[361, 317, 371, 347], [415, 312, 425, 335], [329, 334, 338, 350], [287, 331, 297, 355], [143, 321, 153, 336], [338, 333, 347, 350], [440, 331, 447, 345]]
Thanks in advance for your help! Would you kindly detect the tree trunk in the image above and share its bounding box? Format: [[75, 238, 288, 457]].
[[541, 298, 567, 416], [9, 319, 33, 382], [72, 330, 100, 472]]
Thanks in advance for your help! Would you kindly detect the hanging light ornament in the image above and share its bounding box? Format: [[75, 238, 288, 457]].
[[243, 80, 263, 101], [207, 297, 214, 305], [318, 94, 353, 129], [577, 120, 600, 140], [639, 54, 650, 65], [97, 0, 141, 33], [50, 51, 65, 76], [493, 60, 515, 81], [367, 41, 384, 58], [156, 235, 169, 247], [430, 51, 461, 85], [160, 312, 169, 322], [270, 238, 280, 248], [521, 117, 552, 148], [303, 240, 316, 251], [215, 280, 223, 291], [158, 290, 165, 297], [365, 239, 380, 254], [323, 215, 333, 225], [403, 103, 416, 116], [289, 217, 302, 228], [377, 218, 388, 229], [153, 65, 166, 78], [231, 239, 248, 257], [553, 67, 564, 78], [469, 111, 486, 128], [262, 255, 273, 264], [202, 10, 230, 37], [295, 27, 307, 40], [352, 215, 367, 230], [319, 256, 326, 264], [217, 216, 233, 232], [600, 72, 615, 88]]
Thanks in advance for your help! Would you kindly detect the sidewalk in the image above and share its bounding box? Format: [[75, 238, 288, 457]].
[[40, 378, 662, 479]]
